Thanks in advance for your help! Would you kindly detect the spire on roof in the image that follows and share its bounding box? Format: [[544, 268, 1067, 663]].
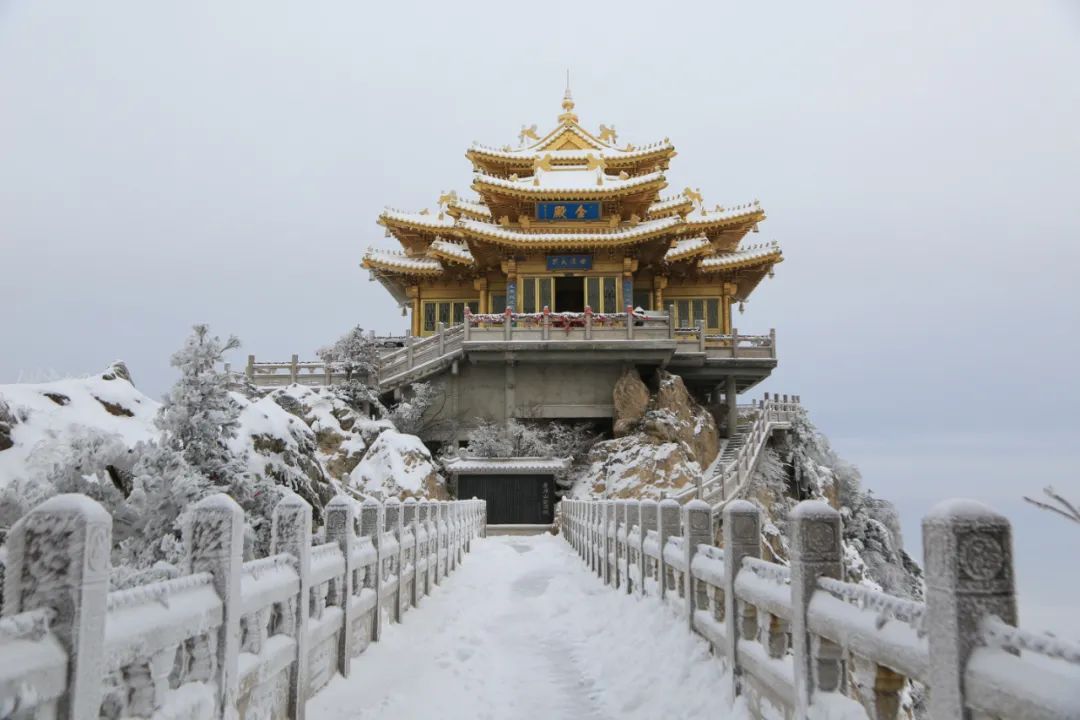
[[559, 69, 578, 124]]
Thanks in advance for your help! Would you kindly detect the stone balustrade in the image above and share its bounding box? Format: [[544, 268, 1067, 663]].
[[560, 497, 1080, 720], [0, 493, 486, 720]]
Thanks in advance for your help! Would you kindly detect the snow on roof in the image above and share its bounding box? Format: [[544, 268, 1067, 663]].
[[696, 241, 782, 271], [363, 248, 444, 275], [469, 139, 674, 162], [683, 201, 763, 226], [459, 215, 681, 246], [428, 238, 474, 265], [380, 208, 456, 229], [443, 456, 571, 475], [449, 198, 491, 217], [664, 236, 712, 262], [647, 195, 692, 218], [474, 169, 665, 194]]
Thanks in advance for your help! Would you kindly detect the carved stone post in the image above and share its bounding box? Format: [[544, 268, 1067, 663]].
[[359, 499, 382, 641], [246, 354, 255, 383], [290, 354, 299, 384], [272, 491, 312, 720], [683, 500, 713, 630], [657, 499, 680, 600], [383, 498, 403, 622], [416, 500, 429, 598], [439, 502, 450, 580], [614, 500, 627, 590], [622, 498, 635, 595], [667, 304, 676, 339], [790, 500, 844, 717], [403, 498, 419, 609], [723, 500, 761, 696], [325, 496, 355, 677], [183, 494, 244, 720], [4, 495, 111, 720], [923, 500, 1015, 720], [638, 499, 657, 595], [697, 319, 706, 353]]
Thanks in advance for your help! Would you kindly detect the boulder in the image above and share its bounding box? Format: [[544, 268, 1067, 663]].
[[576, 435, 700, 499], [648, 371, 719, 469], [612, 366, 650, 436], [349, 429, 448, 500]]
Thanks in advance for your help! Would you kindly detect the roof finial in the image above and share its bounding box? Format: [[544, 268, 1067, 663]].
[[559, 68, 578, 123]]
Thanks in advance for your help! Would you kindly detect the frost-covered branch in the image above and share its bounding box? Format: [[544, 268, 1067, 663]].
[[1023, 486, 1080, 525]]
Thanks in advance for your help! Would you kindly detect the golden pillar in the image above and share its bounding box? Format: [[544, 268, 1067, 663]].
[[406, 285, 421, 336], [653, 275, 668, 311], [722, 281, 738, 334], [473, 277, 489, 314]]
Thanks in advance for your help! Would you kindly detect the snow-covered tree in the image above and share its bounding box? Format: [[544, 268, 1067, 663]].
[[157, 324, 246, 485], [317, 325, 383, 413], [387, 382, 438, 435]]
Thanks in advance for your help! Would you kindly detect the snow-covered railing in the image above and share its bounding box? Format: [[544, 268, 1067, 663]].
[[560, 497, 1080, 720], [0, 492, 486, 720], [674, 392, 801, 510]]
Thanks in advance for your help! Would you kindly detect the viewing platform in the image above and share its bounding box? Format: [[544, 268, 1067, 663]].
[[235, 309, 777, 395]]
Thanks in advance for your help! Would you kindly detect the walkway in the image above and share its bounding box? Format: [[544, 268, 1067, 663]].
[[306, 534, 740, 720]]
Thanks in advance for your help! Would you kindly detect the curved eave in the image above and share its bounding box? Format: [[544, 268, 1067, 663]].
[[456, 216, 681, 250], [427, 240, 475, 267], [684, 207, 766, 233], [378, 210, 455, 235], [696, 250, 784, 274], [472, 175, 667, 201], [445, 201, 491, 221], [647, 197, 694, 219], [466, 143, 675, 169], [361, 253, 444, 277], [664, 236, 713, 263]]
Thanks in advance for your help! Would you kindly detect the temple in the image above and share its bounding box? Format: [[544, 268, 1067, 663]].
[[361, 90, 784, 452]]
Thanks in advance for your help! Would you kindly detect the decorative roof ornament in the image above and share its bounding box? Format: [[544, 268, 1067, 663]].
[[683, 187, 704, 208], [519, 124, 540, 145], [598, 124, 618, 144], [558, 84, 578, 124], [437, 190, 458, 207]]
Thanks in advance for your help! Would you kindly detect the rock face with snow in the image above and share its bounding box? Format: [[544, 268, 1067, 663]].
[[350, 429, 448, 500], [578, 369, 719, 498]]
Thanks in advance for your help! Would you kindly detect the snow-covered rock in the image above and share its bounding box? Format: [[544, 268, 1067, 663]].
[[350, 429, 447, 500], [576, 370, 718, 498]]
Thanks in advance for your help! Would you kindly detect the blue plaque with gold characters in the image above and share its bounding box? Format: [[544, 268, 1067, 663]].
[[536, 201, 601, 221], [546, 255, 593, 271]]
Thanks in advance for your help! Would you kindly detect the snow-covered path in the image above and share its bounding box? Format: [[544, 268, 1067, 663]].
[[307, 534, 739, 720]]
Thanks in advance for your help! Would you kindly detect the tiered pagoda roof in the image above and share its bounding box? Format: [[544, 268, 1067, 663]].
[[363, 90, 783, 301]]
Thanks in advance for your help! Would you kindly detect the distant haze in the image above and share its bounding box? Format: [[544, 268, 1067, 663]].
[[2, 1, 1078, 629]]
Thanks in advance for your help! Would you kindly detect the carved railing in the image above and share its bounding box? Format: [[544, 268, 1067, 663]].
[[560, 497, 1080, 720], [0, 493, 486, 720], [674, 393, 802, 509]]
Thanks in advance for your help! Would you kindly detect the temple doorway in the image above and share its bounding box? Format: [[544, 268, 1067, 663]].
[[554, 276, 585, 312]]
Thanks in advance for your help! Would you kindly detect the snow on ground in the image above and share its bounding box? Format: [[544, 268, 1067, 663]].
[[307, 534, 747, 720]]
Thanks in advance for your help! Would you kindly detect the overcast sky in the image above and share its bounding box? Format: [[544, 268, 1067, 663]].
[[2, 0, 1078, 627]]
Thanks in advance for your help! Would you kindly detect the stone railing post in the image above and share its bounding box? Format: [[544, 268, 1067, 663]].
[[402, 498, 418, 609], [697, 320, 706, 353], [614, 500, 627, 590], [770, 328, 777, 358], [463, 308, 472, 341], [731, 327, 739, 358], [604, 500, 616, 586], [439, 502, 450, 580], [658, 499, 680, 600], [416, 500, 429, 598], [622, 498, 635, 595], [584, 306, 593, 340], [668, 304, 676, 339], [272, 491, 313, 720], [542, 305, 551, 341], [290, 354, 299, 384], [923, 500, 1015, 720], [406, 334, 415, 369], [723, 500, 761, 699], [503, 307, 512, 341], [359, 499, 382, 641], [639, 499, 658, 596], [4, 495, 111, 720], [184, 494, 244, 720], [437, 322, 446, 356], [383, 498, 403, 621], [683, 500, 713, 630], [790, 500, 844, 717], [246, 354, 255, 383], [425, 501, 438, 590], [325, 495, 355, 677], [626, 305, 634, 340]]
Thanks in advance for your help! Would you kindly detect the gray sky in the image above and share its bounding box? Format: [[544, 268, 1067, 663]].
[[2, 0, 1078, 626]]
